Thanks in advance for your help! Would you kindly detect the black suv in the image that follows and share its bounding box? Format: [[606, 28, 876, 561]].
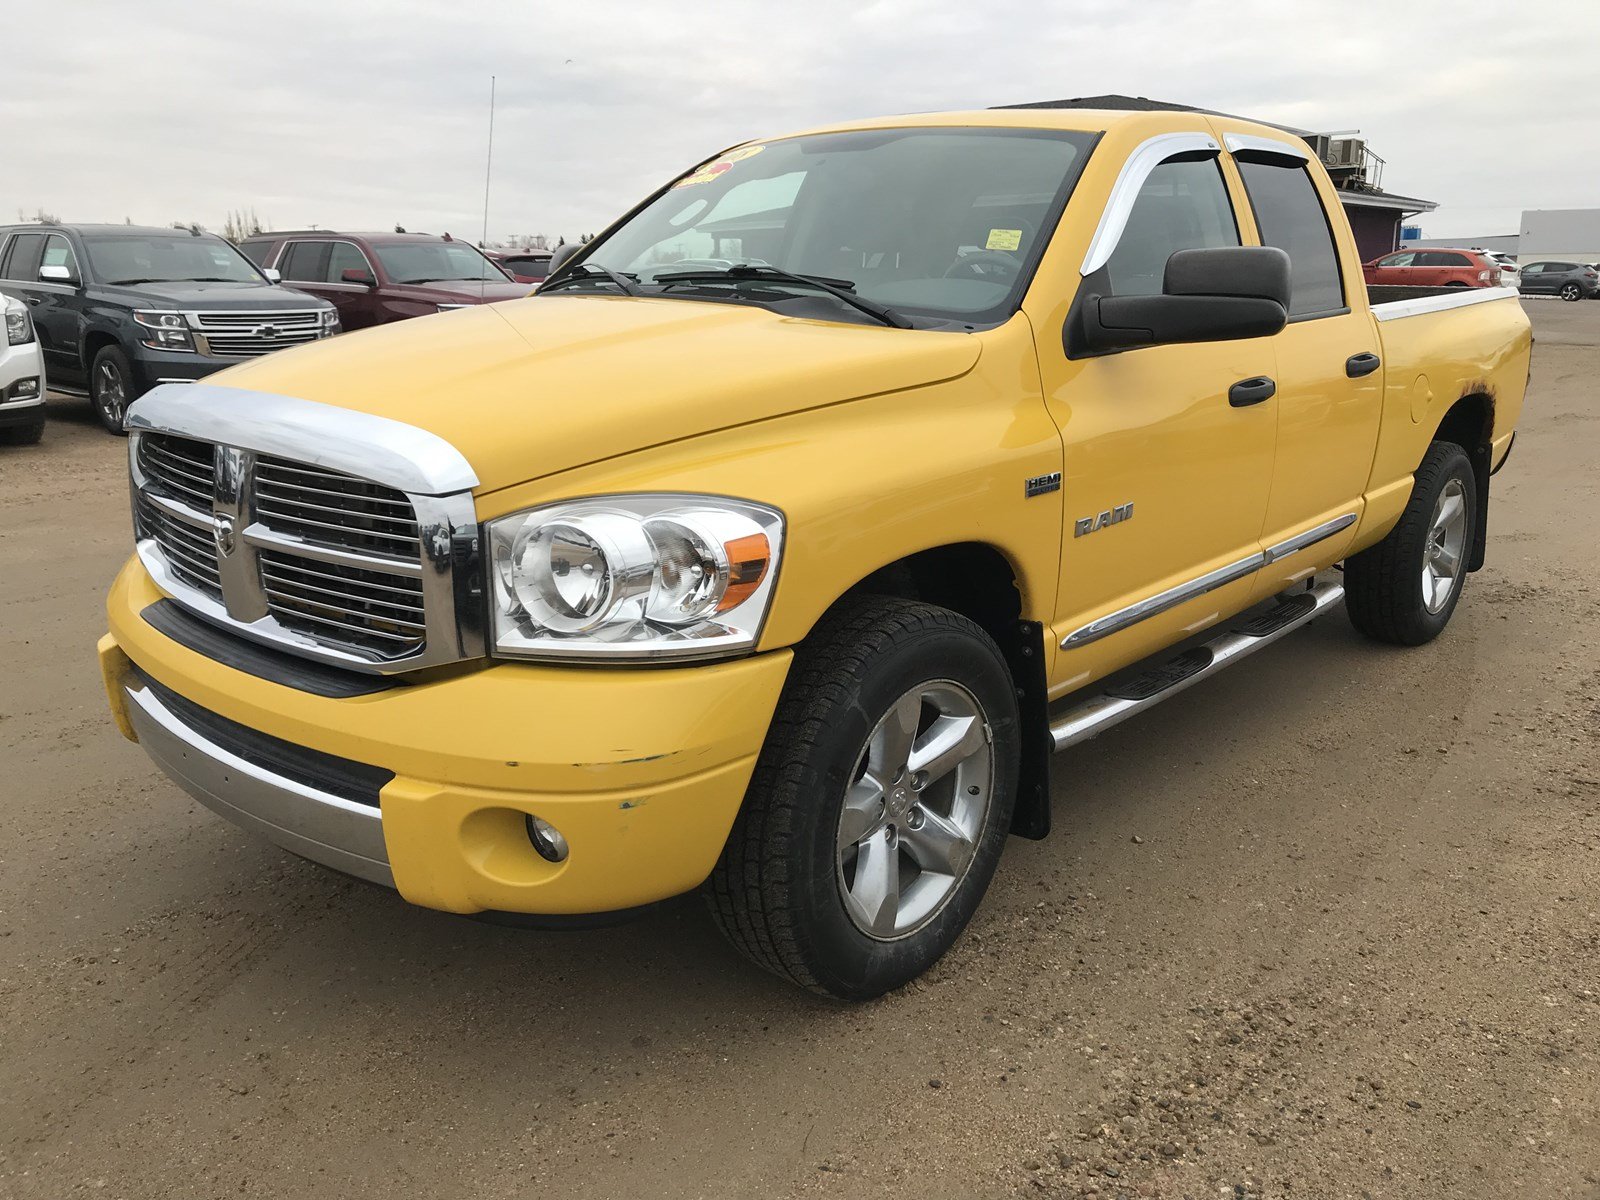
[[0, 224, 338, 433]]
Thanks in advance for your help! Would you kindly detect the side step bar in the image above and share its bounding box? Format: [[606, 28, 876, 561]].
[[1049, 580, 1345, 751]]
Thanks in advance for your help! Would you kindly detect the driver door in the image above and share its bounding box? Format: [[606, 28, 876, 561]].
[[1036, 148, 1277, 694]]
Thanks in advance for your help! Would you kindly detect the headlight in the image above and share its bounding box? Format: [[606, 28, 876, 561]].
[[320, 307, 340, 334], [132, 310, 195, 353], [487, 494, 784, 661], [4, 304, 31, 347]]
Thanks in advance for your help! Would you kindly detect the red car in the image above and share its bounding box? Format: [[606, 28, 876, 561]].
[[238, 231, 530, 330], [1362, 247, 1502, 289], [484, 248, 553, 284]]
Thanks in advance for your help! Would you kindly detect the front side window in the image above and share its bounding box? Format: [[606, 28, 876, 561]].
[[41, 234, 80, 280], [369, 241, 505, 284], [326, 241, 373, 282], [1102, 155, 1240, 297], [1236, 157, 1344, 316], [82, 233, 265, 285], [570, 127, 1096, 327], [1380, 252, 1415, 268]]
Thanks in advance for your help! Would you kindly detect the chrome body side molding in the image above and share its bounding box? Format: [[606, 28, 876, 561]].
[[1051, 581, 1345, 751], [1080, 131, 1222, 277], [126, 383, 479, 496], [1061, 551, 1264, 649], [1263, 512, 1357, 564]]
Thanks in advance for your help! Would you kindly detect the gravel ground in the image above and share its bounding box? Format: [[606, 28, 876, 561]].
[[1, 301, 1596, 1199]]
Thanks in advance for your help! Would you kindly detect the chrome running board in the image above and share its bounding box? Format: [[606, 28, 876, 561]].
[[1049, 580, 1345, 751]]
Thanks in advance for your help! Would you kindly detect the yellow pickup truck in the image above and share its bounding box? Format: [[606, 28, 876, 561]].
[[100, 101, 1530, 999]]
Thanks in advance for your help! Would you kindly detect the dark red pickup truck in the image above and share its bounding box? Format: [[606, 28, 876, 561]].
[[239, 231, 529, 330]]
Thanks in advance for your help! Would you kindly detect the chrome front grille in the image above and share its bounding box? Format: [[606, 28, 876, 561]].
[[128, 418, 480, 674], [188, 310, 324, 359]]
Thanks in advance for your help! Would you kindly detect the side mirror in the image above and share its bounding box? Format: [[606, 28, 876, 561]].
[[262, 267, 282, 283], [39, 264, 76, 284], [341, 268, 376, 286], [545, 242, 583, 281], [1070, 246, 1290, 355]]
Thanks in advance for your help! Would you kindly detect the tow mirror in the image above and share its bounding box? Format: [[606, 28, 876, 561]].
[[1069, 246, 1291, 356], [341, 268, 376, 287]]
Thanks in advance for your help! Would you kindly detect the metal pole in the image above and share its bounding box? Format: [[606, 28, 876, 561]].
[[482, 75, 496, 244]]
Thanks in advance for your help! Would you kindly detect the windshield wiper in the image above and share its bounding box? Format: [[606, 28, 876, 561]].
[[653, 264, 911, 329], [108, 277, 162, 285], [538, 263, 642, 296]]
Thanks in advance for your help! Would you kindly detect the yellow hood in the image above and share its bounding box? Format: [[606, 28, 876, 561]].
[[209, 295, 982, 495]]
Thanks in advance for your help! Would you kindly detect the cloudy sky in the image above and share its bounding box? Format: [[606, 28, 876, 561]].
[[6, 0, 1597, 244]]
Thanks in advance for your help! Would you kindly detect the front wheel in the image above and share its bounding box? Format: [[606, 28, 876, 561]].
[[1345, 441, 1477, 645], [1560, 282, 1582, 302], [90, 345, 137, 435], [706, 596, 1020, 1000]]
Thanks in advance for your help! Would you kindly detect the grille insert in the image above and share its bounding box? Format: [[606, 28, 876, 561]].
[[132, 433, 445, 665], [191, 310, 325, 360]]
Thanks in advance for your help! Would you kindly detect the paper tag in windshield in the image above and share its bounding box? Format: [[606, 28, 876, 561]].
[[673, 144, 765, 188], [985, 228, 1023, 251]]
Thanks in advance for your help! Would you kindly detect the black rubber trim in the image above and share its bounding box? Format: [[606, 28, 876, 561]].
[[1233, 592, 1316, 638], [1105, 647, 1213, 701], [132, 666, 393, 808], [141, 600, 400, 698]]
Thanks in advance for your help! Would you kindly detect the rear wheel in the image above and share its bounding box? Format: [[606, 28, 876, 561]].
[[90, 345, 136, 435], [1560, 282, 1582, 302], [706, 596, 1020, 1000], [1345, 441, 1477, 646]]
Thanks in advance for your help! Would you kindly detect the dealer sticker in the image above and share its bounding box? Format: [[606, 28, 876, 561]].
[[672, 144, 765, 189], [985, 228, 1023, 251]]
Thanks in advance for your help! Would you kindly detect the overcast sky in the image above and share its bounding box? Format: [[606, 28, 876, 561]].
[[5, 0, 1597, 244]]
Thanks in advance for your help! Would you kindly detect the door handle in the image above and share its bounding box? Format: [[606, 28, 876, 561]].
[[1228, 376, 1276, 407], [25, 296, 43, 306], [1345, 351, 1381, 378]]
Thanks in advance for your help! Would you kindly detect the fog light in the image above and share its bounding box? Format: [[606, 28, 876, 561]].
[[12, 377, 39, 399], [525, 814, 569, 863]]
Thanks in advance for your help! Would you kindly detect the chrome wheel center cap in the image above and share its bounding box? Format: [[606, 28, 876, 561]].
[[888, 786, 912, 821]]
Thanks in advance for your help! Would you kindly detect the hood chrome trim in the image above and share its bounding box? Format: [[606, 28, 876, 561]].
[[126, 384, 480, 496]]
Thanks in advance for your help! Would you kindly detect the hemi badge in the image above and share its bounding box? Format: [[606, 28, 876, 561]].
[[1025, 472, 1062, 498]]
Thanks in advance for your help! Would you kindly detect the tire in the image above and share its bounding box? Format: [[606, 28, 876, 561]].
[[89, 344, 137, 435], [1345, 441, 1477, 646], [0, 417, 45, 446], [706, 595, 1021, 1000], [1560, 282, 1582, 302]]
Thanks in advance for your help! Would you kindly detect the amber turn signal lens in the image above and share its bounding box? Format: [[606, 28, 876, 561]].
[[716, 532, 771, 612]]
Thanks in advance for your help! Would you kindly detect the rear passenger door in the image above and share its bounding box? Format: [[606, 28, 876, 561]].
[[1227, 140, 1380, 595]]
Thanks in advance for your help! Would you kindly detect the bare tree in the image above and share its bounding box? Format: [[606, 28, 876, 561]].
[[16, 207, 60, 224], [221, 208, 265, 243]]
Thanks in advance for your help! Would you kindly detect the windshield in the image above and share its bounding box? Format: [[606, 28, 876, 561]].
[[569, 126, 1095, 326], [84, 233, 265, 285], [370, 241, 508, 284]]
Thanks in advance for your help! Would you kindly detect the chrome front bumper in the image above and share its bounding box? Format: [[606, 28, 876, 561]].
[[123, 677, 394, 887]]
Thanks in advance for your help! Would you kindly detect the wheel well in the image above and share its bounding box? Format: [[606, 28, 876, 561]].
[[1431, 392, 1494, 571], [842, 543, 1053, 841], [82, 329, 120, 372]]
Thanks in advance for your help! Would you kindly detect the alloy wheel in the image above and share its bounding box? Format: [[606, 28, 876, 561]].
[[1422, 477, 1468, 614], [95, 360, 127, 427], [836, 680, 993, 940]]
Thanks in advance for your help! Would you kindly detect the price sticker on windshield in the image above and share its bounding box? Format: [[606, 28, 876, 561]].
[[985, 229, 1023, 251], [673, 144, 765, 188]]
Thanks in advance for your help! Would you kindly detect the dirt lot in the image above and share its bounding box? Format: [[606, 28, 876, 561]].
[[1, 301, 1596, 1200]]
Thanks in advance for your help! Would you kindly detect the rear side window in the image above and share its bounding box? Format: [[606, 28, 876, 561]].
[[1415, 251, 1470, 267], [279, 241, 330, 282], [1237, 157, 1344, 317], [1104, 155, 1240, 297], [2, 232, 46, 281]]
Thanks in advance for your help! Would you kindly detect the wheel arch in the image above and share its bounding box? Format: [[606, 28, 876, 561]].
[[820, 541, 1053, 841], [1428, 390, 1494, 571]]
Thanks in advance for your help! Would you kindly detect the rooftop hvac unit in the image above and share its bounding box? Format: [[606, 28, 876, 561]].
[[1324, 137, 1367, 170]]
